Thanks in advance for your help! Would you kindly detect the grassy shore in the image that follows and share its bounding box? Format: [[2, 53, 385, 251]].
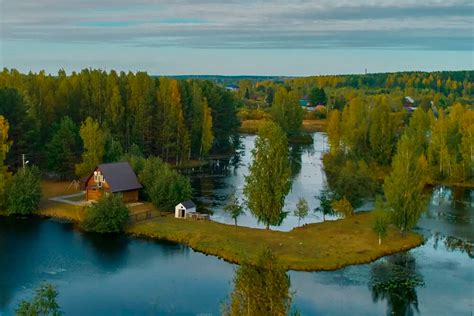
[[127, 212, 423, 271], [5, 180, 423, 271], [240, 119, 326, 134]]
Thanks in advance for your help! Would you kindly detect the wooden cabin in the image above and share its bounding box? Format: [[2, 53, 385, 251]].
[[84, 162, 142, 203]]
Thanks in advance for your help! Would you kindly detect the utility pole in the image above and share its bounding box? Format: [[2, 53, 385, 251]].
[[22, 154, 29, 169]]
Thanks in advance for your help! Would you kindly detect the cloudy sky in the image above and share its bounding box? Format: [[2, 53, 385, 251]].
[[1, 0, 473, 75]]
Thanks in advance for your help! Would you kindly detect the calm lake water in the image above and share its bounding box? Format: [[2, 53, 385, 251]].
[[1, 133, 473, 315]]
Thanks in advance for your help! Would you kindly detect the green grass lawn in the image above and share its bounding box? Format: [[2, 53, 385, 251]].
[[127, 212, 423, 271]]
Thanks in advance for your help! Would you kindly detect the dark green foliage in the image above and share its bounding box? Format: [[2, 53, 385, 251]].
[[0, 69, 240, 172], [7, 166, 42, 215], [15, 283, 62, 316], [201, 81, 240, 152], [82, 193, 129, 233], [265, 87, 274, 105], [309, 87, 327, 105], [314, 188, 336, 221], [139, 157, 192, 211], [223, 249, 292, 316], [104, 134, 124, 163], [46, 116, 80, 179], [369, 253, 424, 316], [0, 87, 39, 168], [323, 152, 379, 208]]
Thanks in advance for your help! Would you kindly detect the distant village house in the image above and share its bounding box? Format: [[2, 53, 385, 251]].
[[84, 162, 142, 202]]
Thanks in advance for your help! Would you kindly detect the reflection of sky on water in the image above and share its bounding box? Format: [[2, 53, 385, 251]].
[[192, 133, 335, 231], [1, 133, 473, 315]]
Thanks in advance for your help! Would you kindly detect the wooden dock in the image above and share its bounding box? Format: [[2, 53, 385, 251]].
[[185, 212, 210, 221]]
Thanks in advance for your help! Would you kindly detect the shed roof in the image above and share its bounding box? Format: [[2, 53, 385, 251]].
[[87, 162, 142, 193], [180, 200, 196, 209]]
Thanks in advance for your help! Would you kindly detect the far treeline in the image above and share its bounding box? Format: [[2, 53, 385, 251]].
[[0, 68, 240, 175], [234, 70, 472, 121]]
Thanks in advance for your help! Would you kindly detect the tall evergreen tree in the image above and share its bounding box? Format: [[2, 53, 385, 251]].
[[46, 116, 80, 179]]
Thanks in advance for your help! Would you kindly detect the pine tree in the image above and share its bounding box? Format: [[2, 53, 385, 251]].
[[244, 121, 291, 229], [46, 116, 80, 179]]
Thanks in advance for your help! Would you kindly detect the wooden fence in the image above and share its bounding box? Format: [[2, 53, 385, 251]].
[[129, 210, 161, 223]]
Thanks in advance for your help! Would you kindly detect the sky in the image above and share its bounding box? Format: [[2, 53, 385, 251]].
[[1, 0, 473, 76]]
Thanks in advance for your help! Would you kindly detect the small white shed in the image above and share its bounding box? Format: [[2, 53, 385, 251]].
[[175, 200, 197, 218]]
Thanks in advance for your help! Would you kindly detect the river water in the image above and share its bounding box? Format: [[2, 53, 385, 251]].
[[0, 133, 472, 315]]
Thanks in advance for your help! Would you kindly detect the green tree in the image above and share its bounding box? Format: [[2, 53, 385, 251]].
[[384, 135, 428, 234], [46, 116, 80, 179], [15, 283, 61, 316], [369, 98, 395, 165], [223, 249, 292, 316], [75, 117, 106, 177], [293, 197, 309, 227], [314, 188, 335, 222], [331, 197, 354, 218], [270, 88, 303, 137], [140, 157, 192, 211], [244, 121, 291, 229], [460, 110, 473, 180], [103, 134, 124, 163], [201, 98, 214, 157], [309, 87, 327, 105], [82, 193, 129, 233], [0, 115, 12, 210], [7, 166, 42, 215], [224, 192, 245, 226]]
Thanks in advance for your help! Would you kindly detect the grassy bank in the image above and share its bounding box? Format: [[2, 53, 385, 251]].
[[127, 212, 423, 271], [5, 181, 423, 271], [240, 119, 326, 134]]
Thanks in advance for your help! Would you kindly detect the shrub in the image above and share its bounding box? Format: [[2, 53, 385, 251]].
[[7, 166, 42, 215], [331, 197, 354, 218], [82, 193, 129, 233]]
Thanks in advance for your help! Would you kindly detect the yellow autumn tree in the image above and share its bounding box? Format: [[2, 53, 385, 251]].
[[0, 115, 12, 209], [201, 98, 214, 157]]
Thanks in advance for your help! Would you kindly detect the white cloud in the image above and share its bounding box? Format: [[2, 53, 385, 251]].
[[1, 0, 473, 50]]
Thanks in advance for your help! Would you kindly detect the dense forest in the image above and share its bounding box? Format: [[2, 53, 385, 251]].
[[231, 70, 473, 113], [0, 68, 240, 176]]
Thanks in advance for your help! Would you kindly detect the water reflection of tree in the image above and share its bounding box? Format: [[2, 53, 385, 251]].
[[433, 233, 473, 259], [288, 141, 315, 179], [223, 249, 293, 316], [369, 253, 424, 316]]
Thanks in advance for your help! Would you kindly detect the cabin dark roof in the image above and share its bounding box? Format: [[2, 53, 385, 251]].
[[181, 200, 196, 208], [94, 162, 142, 193]]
